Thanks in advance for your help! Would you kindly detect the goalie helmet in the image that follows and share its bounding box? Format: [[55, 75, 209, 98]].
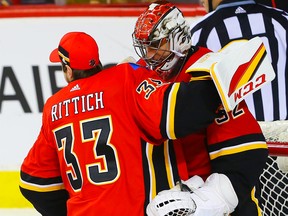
[[132, 0, 192, 80]]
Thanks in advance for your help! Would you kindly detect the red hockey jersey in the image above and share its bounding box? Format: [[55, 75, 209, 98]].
[[141, 46, 268, 215], [20, 62, 220, 216]]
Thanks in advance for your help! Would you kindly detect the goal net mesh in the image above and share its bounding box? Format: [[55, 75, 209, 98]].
[[258, 121, 288, 216]]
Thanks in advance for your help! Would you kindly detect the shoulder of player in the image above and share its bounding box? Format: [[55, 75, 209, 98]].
[[114, 62, 149, 75], [92, 62, 150, 87], [44, 86, 68, 109], [260, 4, 288, 18], [190, 11, 216, 31]]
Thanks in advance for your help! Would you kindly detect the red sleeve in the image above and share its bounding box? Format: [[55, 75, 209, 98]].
[[20, 105, 64, 191], [206, 101, 268, 212], [21, 121, 60, 178], [129, 64, 220, 141], [21, 128, 61, 178], [207, 101, 266, 145], [130, 69, 170, 144]]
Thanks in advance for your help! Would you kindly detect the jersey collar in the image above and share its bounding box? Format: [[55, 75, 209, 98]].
[[216, 0, 256, 11]]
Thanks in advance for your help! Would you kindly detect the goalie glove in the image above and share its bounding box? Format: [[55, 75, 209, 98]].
[[146, 176, 204, 216], [186, 37, 275, 112], [146, 174, 238, 216], [171, 175, 205, 192], [190, 173, 238, 216], [146, 190, 196, 216]]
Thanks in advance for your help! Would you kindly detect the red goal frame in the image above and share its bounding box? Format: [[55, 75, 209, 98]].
[[268, 142, 288, 156]]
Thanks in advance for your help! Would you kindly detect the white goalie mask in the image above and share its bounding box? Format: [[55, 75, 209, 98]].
[[132, 0, 192, 80]]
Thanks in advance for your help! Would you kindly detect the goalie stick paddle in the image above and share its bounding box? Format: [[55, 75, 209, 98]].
[[210, 37, 276, 112]]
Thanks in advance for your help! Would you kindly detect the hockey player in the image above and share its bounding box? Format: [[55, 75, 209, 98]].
[[19, 31, 222, 216], [132, 1, 268, 215]]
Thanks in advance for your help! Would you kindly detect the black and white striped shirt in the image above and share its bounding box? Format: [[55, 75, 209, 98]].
[[190, 0, 288, 121]]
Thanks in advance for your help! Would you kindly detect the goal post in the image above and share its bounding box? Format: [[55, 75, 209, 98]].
[[258, 121, 288, 216]]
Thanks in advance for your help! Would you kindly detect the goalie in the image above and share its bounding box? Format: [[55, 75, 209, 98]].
[[132, 1, 270, 215]]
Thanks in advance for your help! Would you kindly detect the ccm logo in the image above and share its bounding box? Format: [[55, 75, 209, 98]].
[[233, 73, 266, 102]]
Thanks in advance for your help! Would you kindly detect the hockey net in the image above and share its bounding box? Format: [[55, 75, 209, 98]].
[[258, 121, 288, 216]]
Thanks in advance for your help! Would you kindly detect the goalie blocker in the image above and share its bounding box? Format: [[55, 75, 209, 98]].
[[187, 37, 275, 112], [146, 174, 238, 216]]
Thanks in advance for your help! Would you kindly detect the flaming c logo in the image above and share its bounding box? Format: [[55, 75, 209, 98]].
[[228, 43, 266, 97]]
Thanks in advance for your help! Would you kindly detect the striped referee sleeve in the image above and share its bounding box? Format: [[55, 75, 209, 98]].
[[190, 1, 288, 121]]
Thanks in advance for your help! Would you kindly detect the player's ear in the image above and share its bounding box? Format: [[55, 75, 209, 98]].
[[65, 65, 74, 82]]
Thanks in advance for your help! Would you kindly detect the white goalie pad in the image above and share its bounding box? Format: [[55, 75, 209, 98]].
[[146, 174, 238, 216], [190, 173, 238, 216], [187, 40, 248, 73], [187, 37, 276, 112]]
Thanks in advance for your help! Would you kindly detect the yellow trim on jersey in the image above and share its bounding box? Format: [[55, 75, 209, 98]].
[[163, 141, 174, 189], [147, 144, 157, 199], [209, 142, 267, 160], [19, 180, 65, 192], [190, 75, 212, 81], [251, 187, 262, 216], [166, 83, 180, 140], [147, 142, 175, 199]]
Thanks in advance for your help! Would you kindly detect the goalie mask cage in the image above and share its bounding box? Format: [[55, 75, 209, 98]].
[[258, 121, 288, 216]]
